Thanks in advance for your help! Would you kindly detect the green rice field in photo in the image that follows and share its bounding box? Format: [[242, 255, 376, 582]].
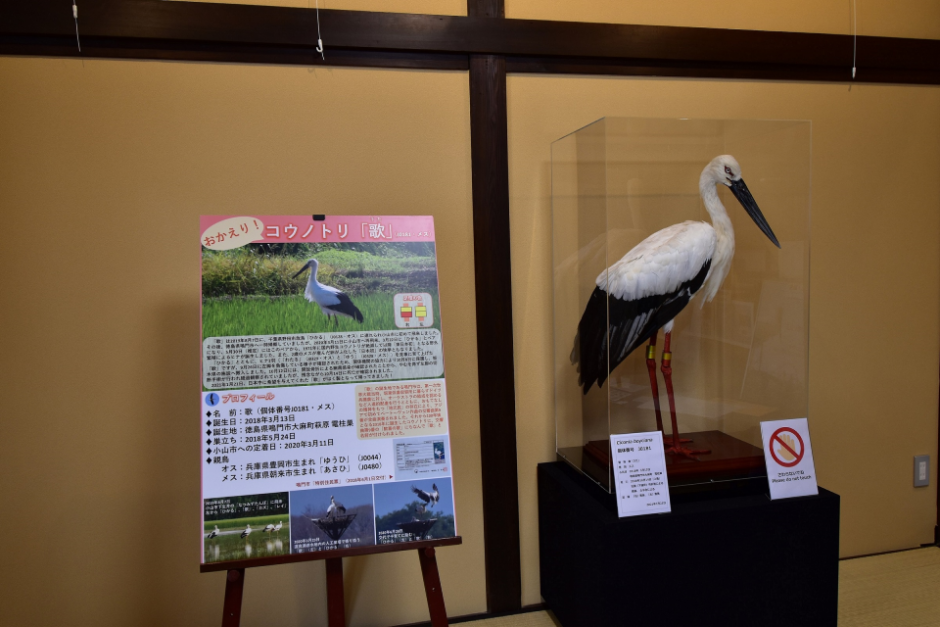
[[203, 514, 290, 564], [202, 289, 441, 339], [201, 243, 442, 339]]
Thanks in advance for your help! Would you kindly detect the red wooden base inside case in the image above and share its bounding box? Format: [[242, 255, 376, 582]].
[[580, 430, 766, 489]]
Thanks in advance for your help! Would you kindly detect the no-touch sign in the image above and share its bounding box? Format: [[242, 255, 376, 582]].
[[769, 427, 804, 468], [760, 418, 818, 500]]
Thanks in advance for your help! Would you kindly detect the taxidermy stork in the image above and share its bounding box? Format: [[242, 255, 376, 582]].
[[412, 484, 440, 507], [326, 495, 346, 519], [293, 259, 364, 325], [572, 155, 780, 459]]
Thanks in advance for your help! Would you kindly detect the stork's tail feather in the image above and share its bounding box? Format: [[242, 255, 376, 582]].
[[573, 288, 610, 395]]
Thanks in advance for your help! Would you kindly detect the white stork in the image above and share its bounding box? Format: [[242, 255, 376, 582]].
[[262, 523, 275, 533], [411, 484, 440, 507], [413, 503, 427, 520], [573, 155, 780, 459], [326, 495, 346, 519], [240, 524, 252, 539], [273, 521, 282, 533], [207, 525, 220, 540], [293, 259, 364, 325]]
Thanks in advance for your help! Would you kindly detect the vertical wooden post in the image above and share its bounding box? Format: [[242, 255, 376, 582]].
[[221, 568, 245, 627], [418, 547, 449, 626], [325, 557, 346, 627], [467, 0, 522, 613]]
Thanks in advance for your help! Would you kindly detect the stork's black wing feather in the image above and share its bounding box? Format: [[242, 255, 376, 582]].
[[334, 292, 364, 323], [412, 485, 431, 504], [574, 259, 711, 394]]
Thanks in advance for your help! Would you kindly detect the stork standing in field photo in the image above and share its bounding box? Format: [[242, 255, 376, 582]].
[[572, 155, 781, 460], [293, 258, 364, 325]]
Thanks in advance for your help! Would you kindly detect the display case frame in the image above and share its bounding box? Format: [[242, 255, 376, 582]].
[[552, 116, 811, 493]]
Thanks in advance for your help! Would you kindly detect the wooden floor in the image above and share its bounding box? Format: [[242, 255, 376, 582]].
[[461, 547, 940, 627]]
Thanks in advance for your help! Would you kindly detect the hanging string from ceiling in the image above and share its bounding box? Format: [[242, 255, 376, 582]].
[[851, 0, 857, 79], [71, 0, 81, 52], [316, 0, 325, 61]]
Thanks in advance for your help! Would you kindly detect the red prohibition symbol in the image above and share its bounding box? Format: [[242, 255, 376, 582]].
[[769, 427, 804, 468]]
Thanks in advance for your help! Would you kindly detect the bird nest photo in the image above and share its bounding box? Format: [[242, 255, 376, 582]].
[[289, 484, 376, 553], [201, 241, 441, 339], [374, 478, 456, 545]]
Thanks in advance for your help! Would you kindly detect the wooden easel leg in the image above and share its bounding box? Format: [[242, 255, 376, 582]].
[[418, 547, 449, 627], [326, 557, 346, 627], [221, 568, 245, 627]]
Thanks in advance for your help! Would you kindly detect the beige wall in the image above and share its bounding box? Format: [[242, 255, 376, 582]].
[[508, 75, 940, 606], [508, 0, 940, 39], [506, 0, 940, 608], [0, 59, 480, 627], [1, 2, 939, 625]]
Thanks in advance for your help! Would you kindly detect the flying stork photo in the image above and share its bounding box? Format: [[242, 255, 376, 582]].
[[572, 155, 781, 460], [374, 479, 456, 544]]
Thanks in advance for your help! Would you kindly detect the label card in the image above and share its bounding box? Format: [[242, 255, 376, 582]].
[[610, 431, 671, 517], [760, 418, 819, 500]]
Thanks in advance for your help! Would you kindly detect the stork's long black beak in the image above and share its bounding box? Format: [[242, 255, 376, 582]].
[[730, 178, 781, 248], [292, 264, 310, 279]]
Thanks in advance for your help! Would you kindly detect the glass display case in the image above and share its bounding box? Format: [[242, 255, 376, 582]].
[[552, 117, 810, 492]]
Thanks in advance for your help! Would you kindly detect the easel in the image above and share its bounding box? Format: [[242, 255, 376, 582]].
[[203, 536, 462, 627]]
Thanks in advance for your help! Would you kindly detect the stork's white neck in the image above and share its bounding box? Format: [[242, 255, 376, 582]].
[[699, 173, 736, 302]]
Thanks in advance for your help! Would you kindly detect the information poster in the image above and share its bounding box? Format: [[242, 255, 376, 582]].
[[200, 215, 457, 565]]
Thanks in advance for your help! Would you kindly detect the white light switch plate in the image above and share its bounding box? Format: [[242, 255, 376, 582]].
[[914, 455, 930, 487]]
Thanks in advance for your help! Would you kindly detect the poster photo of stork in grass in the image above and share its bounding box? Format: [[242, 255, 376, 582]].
[[201, 222, 442, 340]]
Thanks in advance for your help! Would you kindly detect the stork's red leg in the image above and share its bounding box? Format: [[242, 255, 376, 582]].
[[645, 333, 664, 433], [648, 333, 691, 445], [661, 332, 710, 459]]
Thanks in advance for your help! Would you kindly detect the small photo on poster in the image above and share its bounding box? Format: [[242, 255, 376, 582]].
[[374, 478, 456, 545], [290, 484, 376, 554], [203, 492, 290, 564], [393, 435, 451, 479]]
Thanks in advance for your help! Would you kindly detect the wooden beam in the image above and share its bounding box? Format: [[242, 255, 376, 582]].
[[468, 0, 521, 615], [504, 56, 940, 84], [2, 0, 939, 83], [0, 34, 468, 70], [469, 52, 521, 612]]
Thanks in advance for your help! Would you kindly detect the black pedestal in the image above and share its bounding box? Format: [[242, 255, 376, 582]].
[[538, 462, 840, 627]]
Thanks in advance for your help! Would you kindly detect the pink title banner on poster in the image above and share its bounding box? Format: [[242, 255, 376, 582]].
[[200, 215, 435, 250]]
